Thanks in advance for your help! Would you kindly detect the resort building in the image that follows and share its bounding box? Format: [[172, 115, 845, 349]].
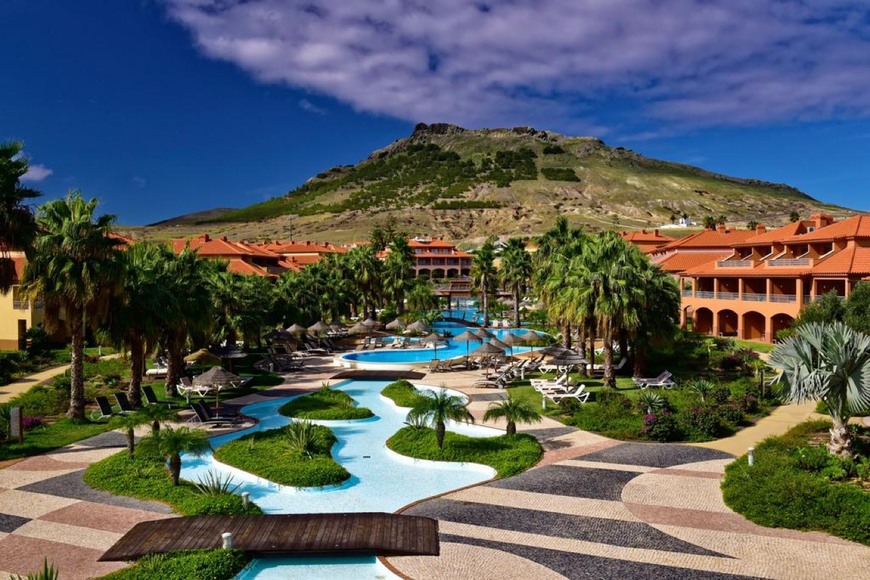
[[675, 214, 870, 342], [0, 251, 43, 350], [257, 240, 348, 272], [620, 229, 675, 254], [408, 237, 472, 279], [170, 234, 288, 277]]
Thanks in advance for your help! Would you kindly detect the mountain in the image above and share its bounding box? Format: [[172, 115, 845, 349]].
[[146, 207, 238, 227], [139, 123, 846, 243]]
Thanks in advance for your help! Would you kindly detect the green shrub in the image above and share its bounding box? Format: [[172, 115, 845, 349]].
[[213, 425, 349, 488], [381, 380, 428, 408], [716, 403, 745, 426], [100, 549, 249, 580], [9, 385, 68, 416], [279, 387, 373, 420], [542, 144, 565, 155], [84, 451, 261, 516], [387, 426, 542, 478], [722, 420, 870, 545], [680, 405, 724, 439], [540, 167, 580, 181], [641, 412, 682, 442]]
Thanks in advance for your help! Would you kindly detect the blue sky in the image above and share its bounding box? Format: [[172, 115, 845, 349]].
[[3, 0, 868, 225]]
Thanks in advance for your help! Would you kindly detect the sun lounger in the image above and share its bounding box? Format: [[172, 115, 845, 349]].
[[143, 385, 174, 407], [548, 384, 590, 404], [633, 371, 674, 389], [91, 396, 122, 420], [190, 402, 240, 426], [592, 357, 628, 374], [114, 392, 137, 413]]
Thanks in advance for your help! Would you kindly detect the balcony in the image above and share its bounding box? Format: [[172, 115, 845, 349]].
[[717, 259, 752, 268], [695, 291, 714, 299], [743, 293, 767, 302], [681, 289, 693, 297], [12, 300, 29, 310], [768, 258, 810, 267], [716, 292, 739, 300], [770, 294, 797, 303]]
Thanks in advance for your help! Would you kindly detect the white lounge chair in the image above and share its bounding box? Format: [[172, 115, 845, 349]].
[[548, 384, 590, 404], [633, 371, 674, 389]]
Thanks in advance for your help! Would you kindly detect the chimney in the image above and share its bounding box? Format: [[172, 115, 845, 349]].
[[810, 213, 833, 229], [717, 223, 727, 233], [756, 224, 767, 235], [654, 229, 659, 236], [641, 229, 647, 234]]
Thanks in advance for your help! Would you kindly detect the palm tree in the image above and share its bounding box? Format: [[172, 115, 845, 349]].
[[470, 238, 497, 327], [102, 243, 174, 406], [627, 251, 680, 377], [406, 388, 475, 449], [0, 141, 40, 292], [770, 322, 870, 457], [482, 396, 541, 435], [138, 426, 210, 485], [347, 246, 382, 319], [382, 238, 414, 313], [407, 278, 438, 313], [21, 192, 124, 419], [136, 404, 180, 434], [110, 411, 154, 458], [499, 238, 532, 327]]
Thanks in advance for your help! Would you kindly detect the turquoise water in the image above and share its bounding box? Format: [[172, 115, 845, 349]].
[[179, 380, 501, 579], [342, 322, 542, 364]]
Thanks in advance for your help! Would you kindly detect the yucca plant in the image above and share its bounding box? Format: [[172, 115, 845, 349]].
[[11, 558, 58, 580], [193, 470, 242, 496], [639, 391, 665, 415], [286, 420, 325, 458], [688, 379, 716, 404]]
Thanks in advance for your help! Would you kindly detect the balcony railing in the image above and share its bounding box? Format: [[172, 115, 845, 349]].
[[716, 292, 739, 300], [12, 300, 29, 310], [681, 289, 693, 297], [695, 291, 714, 299], [770, 294, 797, 303], [768, 258, 810, 267], [717, 259, 752, 268], [743, 293, 767, 302]]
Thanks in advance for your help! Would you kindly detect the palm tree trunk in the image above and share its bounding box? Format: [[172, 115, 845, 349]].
[[602, 324, 616, 388], [68, 309, 86, 421], [169, 454, 182, 485], [828, 416, 853, 458], [632, 340, 646, 377], [126, 427, 135, 458], [482, 291, 489, 327], [128, 334, 144, 407], [436, 421, 446, 449], [618, 330, 629, 362], [563, 322, 572, 350], [513, 285, 521, 328], [165, 332, 185, 398], [506, 421, 516, 436]]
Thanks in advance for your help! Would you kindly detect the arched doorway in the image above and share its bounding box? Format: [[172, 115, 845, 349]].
[[718, 309, 738, 337], [742, 312, 765, 341], [695, 308, 713, 335], [771, 314, 794, 340]]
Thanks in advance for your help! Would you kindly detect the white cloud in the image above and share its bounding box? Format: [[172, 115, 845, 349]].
[[132, 176, 148, 188], [298, 98, 327, 115], [21, 164, 53, 183], [162, 1, 870, 133]]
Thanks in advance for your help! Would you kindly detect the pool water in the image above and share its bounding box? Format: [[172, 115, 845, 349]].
[[179, 380, 501, 579]]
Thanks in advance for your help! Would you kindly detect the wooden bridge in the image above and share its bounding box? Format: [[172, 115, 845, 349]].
[[331, 369, 425, 381], [100, 513, 439, 561]]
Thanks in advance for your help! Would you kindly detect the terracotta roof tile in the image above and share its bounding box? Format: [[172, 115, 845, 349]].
[[656, 228, 757, 252], [225, 259, 271, 277], [656, 251, 728, 273], [813, 245, 870, 275], [408, 238, 458, 248], [781, 215, 870, 243], [732, 221, 813, 246]]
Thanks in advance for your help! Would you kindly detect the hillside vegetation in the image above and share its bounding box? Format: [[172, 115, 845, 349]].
[[137, 123, 845, 243]]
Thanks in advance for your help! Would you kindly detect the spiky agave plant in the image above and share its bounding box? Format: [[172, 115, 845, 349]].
[[286, 420, 326, 458], [192, 470, 242, 496], [639, 391, 665, 415]]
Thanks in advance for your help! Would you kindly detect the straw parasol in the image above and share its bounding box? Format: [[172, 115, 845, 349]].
[[472, 327, 495, 340], [308, 321, 330, 335], [193, 366, 243, 411], [362, 318, 379, 328], [286, 323, 307, 335], [385, 318, 405, 331], [487, 338, 510, 351], [420, 332, 445, 357], [472, 342, 506, 356], [538, 343, 568, 357], [215, 345, 247, 373], [347, 322, 371, 335], [264, 328, 293, 342], [404, 320, 429, 335], [547, 350, 589, 373], [453, 330, 482, 360], [500, 332, 527, 357], [184, 348, 221, 366]]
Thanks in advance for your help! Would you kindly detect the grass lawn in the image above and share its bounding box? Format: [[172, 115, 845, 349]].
[[213, 425, 350, 487], [387, 426, 543, 478], [732, 339, 774, 354], [84, 450, 262, 516], [380, 380, 429, 408], [100, 550, 250, 580], [279, 386, 373, 420], [0, 419, 114, 461], [722, 420, 870, 545]]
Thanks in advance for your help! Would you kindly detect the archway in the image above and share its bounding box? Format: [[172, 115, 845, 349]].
[[717, 309, 738, 337], [742, 312, 765, 341], [694, 308, 713, 335], [771, 314, 794, 341]]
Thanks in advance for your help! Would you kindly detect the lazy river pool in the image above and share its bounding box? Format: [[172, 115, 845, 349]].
[[179, 379, 502, 579]]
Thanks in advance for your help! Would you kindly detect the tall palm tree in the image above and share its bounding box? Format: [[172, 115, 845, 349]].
[[470, 238, 497, 327], [628, 255, 680, 377], [770, 322, 870, 457], [482, 396, 541, 435], [102, 243, 174, 406], [347, 246, 382, 319], [499, 237, 532, 327], [0, 142, 40, 292], [406, 388, 475, 449], [21, 192, 124, 419], [382, 238, 414, 313], [138, 426, 210, 485]]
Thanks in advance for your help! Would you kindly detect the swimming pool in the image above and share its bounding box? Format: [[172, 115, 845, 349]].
[[339, 322, 544, 370], [179, 380, 501, 579]]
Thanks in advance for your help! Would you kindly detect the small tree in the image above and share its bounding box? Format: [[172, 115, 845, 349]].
[[110, 412, 153, 458], [702, 216, 716, 229], [844, 282, 870, 335], [770, 322, 870, 457], [747, 220, 759, 230], [790, 210, 801, 222], [406, 388, 475, 449], [138, 426, 210, 485], [482, 396, 541, 436]]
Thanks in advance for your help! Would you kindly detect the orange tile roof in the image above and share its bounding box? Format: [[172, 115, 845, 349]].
[[414, 251, 472, 259], [409, 238, 458, 249], [656, 228, 757, 252], [225, 259, 272, 277], [656, 251, 729, 273], [260, 241, 347, 254], [781, 214, 870, 243], [732, 221, 813, 246], [813, 245, 870, 276], [171, 234, 280, 259], [620, 230, 675, 243]]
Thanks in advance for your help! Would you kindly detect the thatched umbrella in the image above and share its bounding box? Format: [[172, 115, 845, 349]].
[[215, 345, 247, 373], [348, 322, 370, 335], [362, 318, 379, 328], [184, 348, 221, 366], [488, 338, 510, 351], [500, 332, 528, 358], [538, 343, 568, 357], [286, 323, 307, 335], [264, 328, 293, 342], [548, 350, 589, 374], [193, 366, 243, 411], [404, 320, 429, 335], [308, 321, 330, 335], [472, 342, 506, 357], [453, 330, 482, 360], [472, 327, 494, 340], [385, 318, 405, 331], [420, 332, 445, 357]]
